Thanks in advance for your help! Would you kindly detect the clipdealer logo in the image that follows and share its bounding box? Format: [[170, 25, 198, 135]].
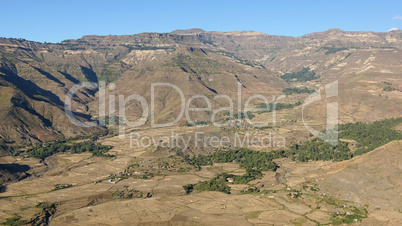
[[302, 80, 339, 145], [64, 80, 339, 147]]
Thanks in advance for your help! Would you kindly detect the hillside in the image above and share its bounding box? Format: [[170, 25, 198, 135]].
[[0, 28, 401, 149], [321, 140, 402, 211]]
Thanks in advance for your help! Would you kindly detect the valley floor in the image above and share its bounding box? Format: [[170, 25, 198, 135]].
[[0, 125, 401, 225]]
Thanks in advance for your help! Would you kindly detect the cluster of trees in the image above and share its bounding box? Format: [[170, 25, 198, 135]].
[[187, 149, 286, 171], [70, 142, 114, 157], [52, 184, 72, 191], [183, 184, 195, 194], [222, 111, 256, 120], [286, 139, 353, 162], [383, 86, 400, 92], [184, 121, 210, 127], [282, 87, 315, 95], [194, 179, 231, 194], [26, 142, 69, 159], [286, 117, 402, 161], [254, 102, 302, 113], [281, 67, 318, 82], [219, 169, 262, 184], [26, 141, 113, 159], [339, 117, 402, 154], [183, 169, 262, 194], [234, 112, 255, 119], [241, 187, 260, 194]]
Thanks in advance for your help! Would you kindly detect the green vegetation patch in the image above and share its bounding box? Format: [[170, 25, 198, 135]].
[[186, 149, 286, 171], [183, 121, 210, 127], [182, 118, 402, 196], [286, 138, 352, 162], [281, 67, 318, 82], [282, 87, 315, 95], [286, 117, 402, 161], [2, 214, 28, 226], [383, 86, 400, 92], [26, 140, 113, 159], [339, 117, 402, 155], [222, 111, 256, 119], [52, 184, 73, 191], [254, 101, 301, 113], [326, 198, 368, 224], [184, 169, 262, 194], [322, 47, 349, 55], [188, 179, 230, 194]]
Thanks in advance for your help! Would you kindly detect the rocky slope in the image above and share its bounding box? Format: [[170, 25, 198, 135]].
[[0, 28, 401, 149]]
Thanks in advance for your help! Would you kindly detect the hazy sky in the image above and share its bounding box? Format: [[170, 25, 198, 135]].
[[1, 0, 401, 43]]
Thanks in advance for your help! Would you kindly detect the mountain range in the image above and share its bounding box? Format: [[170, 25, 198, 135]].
[[0, 28, 401, 151]]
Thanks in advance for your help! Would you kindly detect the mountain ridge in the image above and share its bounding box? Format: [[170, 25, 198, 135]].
[[32, 28, 402, 44]]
